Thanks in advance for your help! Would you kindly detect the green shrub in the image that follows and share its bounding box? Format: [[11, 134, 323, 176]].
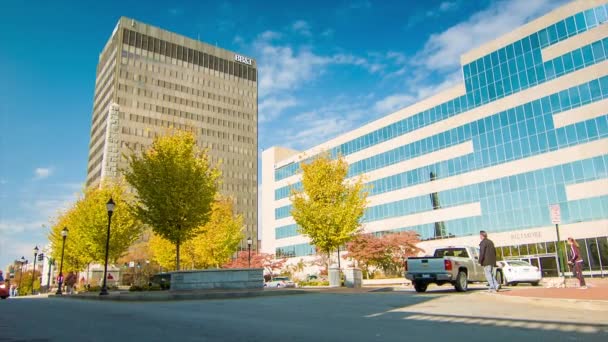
[[299, 280, 329, 287], [129, 285, 143, 292]]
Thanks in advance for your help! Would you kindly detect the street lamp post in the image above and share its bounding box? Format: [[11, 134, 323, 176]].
[[31, 246, 39, 295], [100, 198, 115, 296], [46, 257, 54, 293], [247, 237, 253, 268], [18, 256, 26, 291], [56, 227, 68, 295]]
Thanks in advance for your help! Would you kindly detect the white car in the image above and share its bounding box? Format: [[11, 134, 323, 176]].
[[496, 260, 542, 286], [265, 277, 296, 288]]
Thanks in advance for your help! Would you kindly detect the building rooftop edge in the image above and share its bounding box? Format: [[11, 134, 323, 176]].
[[108, 16, 256, 63]]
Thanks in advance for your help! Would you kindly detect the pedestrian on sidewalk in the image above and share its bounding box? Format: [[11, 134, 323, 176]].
[[567, 237, 587, 289], [479, 230, 499, 293]]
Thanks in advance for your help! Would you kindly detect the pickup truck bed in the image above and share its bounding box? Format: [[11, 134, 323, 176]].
[[405, 246, 487, 292]]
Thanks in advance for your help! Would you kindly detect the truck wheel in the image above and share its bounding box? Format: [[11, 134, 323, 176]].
[[414, 282, 428, 293], [454, 271, 468, 292], [531, 282, 539, 286]]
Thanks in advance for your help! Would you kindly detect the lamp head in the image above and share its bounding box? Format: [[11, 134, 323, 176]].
[[106, 198, 115, 213]]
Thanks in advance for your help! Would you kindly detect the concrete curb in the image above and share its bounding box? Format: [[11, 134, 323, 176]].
[[48, 289, 309, 302]]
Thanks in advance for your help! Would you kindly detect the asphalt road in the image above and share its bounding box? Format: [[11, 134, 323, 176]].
[[2, 288, 607, 342]]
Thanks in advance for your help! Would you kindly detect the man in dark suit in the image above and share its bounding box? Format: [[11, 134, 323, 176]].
[[479, 230, 499, 292]]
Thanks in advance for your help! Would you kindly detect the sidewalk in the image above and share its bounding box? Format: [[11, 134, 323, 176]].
[[499, 278, 608, 301]]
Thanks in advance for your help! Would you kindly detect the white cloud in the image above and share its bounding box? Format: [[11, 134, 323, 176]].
[[349, 1, 371, 10], [439, 1, 458, 12], [292, 20, 312, 36], [168, 8, 183, 16], [415, 0, 569, 72], [254, 32, 375, 99], [259, 30, 282, 41], [321, 29, 334, 38], [373, 94, 415, 114], [34, 167, 52, 180], [259, 96, 297, 123], [270, 96, 373, 150]]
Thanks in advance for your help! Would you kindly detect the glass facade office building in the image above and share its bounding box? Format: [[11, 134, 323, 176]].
[[262, 1, 608, 275]]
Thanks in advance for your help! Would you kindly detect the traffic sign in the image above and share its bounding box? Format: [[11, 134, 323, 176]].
[[549, 204, 561, 224]]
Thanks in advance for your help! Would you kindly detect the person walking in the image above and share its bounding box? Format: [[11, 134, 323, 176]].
[[567, 237, 587, 289], [479, 230, 499, 292]]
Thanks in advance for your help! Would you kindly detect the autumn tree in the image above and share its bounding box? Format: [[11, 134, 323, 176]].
[[124, 131, 220, 270], [223, 251, 286, 279], [346, 231, 421, 278], [49, 182, 141, 272], [290, 153, 368, 266], [194, 197, 244, 268], [148, 197, 243, 270]]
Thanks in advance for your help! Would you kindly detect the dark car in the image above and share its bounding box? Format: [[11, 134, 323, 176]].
[[150, 273, 171, 290], [0, 271, 9, 299]]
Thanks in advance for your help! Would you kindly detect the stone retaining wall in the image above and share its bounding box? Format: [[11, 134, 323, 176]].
[[170, 268, 264, 291]]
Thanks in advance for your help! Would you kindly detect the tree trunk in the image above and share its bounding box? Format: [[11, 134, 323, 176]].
[[176, 239, 181, 271]]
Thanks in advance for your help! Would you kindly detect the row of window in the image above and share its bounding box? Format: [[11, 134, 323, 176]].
[[274, 38, 607, 181], [276, 153, 608, 241], [465, 38, 607, 105], [464, 5, 607, 81], [275, 243, 315, 258], [276, 224, 299, 239], [121, 95, 256, 145], [118, 68, 256, 123], [275, 76, 608, 201], [121, 48, 256, 98], [122, 28, 257, 82]]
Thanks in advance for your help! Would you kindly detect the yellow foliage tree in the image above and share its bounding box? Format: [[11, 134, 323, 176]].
[[124, 131, 220, 270], [290, 153, 368, 260], [49, 181, 142, 273], [148, 197, 243, 270]]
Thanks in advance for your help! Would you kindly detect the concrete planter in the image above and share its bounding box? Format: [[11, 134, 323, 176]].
[[170, 268, 264, 291], [344, 268, 362, 288]]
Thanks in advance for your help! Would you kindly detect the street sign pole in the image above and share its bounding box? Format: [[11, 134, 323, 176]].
[[555, 223, 564, 278], [549, 204, 564, 279]]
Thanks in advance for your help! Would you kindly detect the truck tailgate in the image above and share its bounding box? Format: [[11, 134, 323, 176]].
[[407, 257, 445, 273]]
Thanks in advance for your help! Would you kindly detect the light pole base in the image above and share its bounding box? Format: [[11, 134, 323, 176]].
[[99, 287, 109, 296]]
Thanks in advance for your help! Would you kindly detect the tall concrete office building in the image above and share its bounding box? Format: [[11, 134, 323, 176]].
[[262, 1, 608, 275], [86, 17, 258, 248]]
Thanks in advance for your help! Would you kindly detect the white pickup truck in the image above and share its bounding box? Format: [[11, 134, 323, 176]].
[[405, 246, 488, 292]]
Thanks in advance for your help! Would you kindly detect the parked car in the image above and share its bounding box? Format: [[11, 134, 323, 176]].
[[405, 246, 487, 292], [150, 273, 171, 290], [265, 277, 296, 288], [495, 260, 541, 286], [0, 271, 9, 299]]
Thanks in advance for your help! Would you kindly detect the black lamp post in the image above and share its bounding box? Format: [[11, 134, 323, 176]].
[[31, 246, 39, 295], [18, 256, 26, 290], [100, 198, 115, 296], [56, 227, 68, 295], [46, 256, 54, 293], [247, 237, 253, 268]]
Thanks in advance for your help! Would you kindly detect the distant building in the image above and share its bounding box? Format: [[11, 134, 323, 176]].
[[262, 1, 608, 276], [86, 17, 258, 249]]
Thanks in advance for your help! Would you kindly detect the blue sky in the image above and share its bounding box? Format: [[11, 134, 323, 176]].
[[0, 0, 568, 269]]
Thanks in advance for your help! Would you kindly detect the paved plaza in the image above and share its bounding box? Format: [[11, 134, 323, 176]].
[[2, 286, 607, 342]]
